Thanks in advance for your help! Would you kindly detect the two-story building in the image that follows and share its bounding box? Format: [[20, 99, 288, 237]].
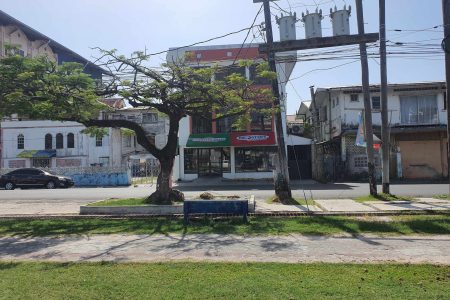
[[104, 108, 169, 173], [0, 120, 121, 169], [309, 81, 448, 181], [0, 10, 107, 169], [167, 43, 311, 181]]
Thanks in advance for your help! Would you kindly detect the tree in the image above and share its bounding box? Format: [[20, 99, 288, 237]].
[[0, 51, 273, 204]]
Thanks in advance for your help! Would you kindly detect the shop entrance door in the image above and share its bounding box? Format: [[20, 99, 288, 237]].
[[198, 148, 222, 176]]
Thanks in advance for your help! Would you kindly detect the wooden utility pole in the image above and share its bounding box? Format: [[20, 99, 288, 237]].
[[356, 0, 377, 195], [379, 0, 390, 194], [443, 0, 450, 192], [254, 0, 292, 201]]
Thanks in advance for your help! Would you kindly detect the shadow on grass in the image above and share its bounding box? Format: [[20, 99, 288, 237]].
[[0, 215, 448, 237]]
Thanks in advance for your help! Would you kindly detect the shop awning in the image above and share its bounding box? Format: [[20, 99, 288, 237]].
[[17, 150, 57, 158], [186, 133, 230, 147]]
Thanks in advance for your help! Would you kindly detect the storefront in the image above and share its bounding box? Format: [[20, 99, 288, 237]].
[[179, 132, 277, 180]]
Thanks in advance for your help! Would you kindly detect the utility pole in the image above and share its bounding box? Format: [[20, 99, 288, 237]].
[[443, 0, 450, 193], [379, 0, 390, 194], [356, 0, 377, 196], [254, 0, 292, 201]]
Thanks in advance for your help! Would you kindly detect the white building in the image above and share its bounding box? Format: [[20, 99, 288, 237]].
[[104, 108, 170, 170], [0, 120, 121, 169], [310, 82, 448, 180]]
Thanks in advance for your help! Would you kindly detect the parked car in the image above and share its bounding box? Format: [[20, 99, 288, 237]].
[[0, 168, 74, 190]]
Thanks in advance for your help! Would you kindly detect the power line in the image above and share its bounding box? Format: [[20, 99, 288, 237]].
[[232, 4, 264, 66], [148, 24, 261, 57]]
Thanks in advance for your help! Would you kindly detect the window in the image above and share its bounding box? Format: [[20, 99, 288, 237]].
[[235, 147, 277, 173], [125, 135, 132, 147], [17, 134, 24, 149], [99, 157, 109, 166], [142, 113, 158, 123], [96, 136, 103, 147], [371, 96, 381, 110], [215, 66, 246, 81], [350, 94, 359, 102], [45, 134, 52, 149], [400, 95, 438, 125], [251, 111, 272, 132], [354, 156, 368, 168], [249, 65, 272, 85], [147, 134, 155, 145], [444, 92, 447, 110], [192, 115, 212, 134], [56, 133, 63, 149], [67, 133, 75, 148], [184, 149, 198, 174], [32, 158, 50, 168]]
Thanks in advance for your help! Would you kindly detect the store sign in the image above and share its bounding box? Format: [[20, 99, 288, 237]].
[[186, 133, 230, 147], [231, 132, 276, 146]]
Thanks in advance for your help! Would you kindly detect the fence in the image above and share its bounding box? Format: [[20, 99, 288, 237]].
[[130, 161, 160, 186], [0, 166, 131, 187]]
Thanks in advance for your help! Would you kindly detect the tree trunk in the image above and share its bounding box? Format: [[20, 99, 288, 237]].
[[147, 158, 183, 204], [146, 115, 184, 204]]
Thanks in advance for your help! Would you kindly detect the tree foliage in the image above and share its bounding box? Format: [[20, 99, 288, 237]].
[[0, 50, 275, 203]]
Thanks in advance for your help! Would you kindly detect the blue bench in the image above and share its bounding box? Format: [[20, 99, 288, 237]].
[[183, 200, 249, 224]]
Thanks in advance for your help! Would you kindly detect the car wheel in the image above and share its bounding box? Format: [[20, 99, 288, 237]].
[[4, 182, 15, 190], [46, 181, 56, 189]]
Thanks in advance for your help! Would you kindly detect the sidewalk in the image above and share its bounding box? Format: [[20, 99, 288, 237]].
[[0, 197, 449, 216], [1, 233, 449, 264], [254, 198, 450, 214]]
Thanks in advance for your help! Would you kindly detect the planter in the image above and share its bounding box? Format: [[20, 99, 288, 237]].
[[80, 204, 183, 215]]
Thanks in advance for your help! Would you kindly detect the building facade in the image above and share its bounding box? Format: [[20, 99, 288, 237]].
[[0, 10, 106, 169], [167, 44, 311, 181], [104, 108, 169, 174], [309, 82, 448, 181], [0, 120, 121, 169]]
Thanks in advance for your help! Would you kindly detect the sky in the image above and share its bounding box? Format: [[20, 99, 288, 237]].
[[1, 0, 445, 114]]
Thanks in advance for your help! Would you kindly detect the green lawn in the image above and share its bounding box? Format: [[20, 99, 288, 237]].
[[0, 262, 448, 299], [354, 193, 414, 203], [0, 215, 449, 236], [87, 198, 149, 206], [434, 194, 450, 200]]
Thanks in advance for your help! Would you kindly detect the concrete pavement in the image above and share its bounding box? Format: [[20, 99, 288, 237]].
[[0, 233, 449, 264]]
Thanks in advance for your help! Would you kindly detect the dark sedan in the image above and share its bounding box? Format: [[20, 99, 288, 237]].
[[0, 168, 74, 190]]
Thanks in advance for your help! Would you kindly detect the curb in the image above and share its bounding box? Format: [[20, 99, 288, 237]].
[[0, 209, 449, 220]]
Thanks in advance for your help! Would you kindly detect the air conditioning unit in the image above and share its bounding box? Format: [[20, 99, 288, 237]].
[[288, 124, 304, 135]]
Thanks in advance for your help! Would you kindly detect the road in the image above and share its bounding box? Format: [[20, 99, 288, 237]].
[[0, 181, 447, 215]]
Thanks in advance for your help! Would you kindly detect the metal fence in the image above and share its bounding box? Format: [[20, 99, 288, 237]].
[[130, 161, 160, 186]]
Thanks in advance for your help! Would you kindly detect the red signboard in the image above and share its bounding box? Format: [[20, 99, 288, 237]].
[[231, 132, 276, 146]]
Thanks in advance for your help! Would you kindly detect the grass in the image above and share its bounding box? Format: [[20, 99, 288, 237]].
[[266, 195, 316, 206], [0, 215, 449, 237], [0, 262, 448, 299], [434, 194, 450, 200], [87, 198, 150, 207], [354, 193, 414, 203]]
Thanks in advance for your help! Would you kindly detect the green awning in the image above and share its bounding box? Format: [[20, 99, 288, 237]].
[[186, 133, 230, 147], [17, 150, 57, 158]]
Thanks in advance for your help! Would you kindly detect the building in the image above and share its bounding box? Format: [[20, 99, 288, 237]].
[[104, 107, 170, 174], [0, 9, 107, 169], [167, 43, 311, 181], [0, 120, 121, 169], [309, 81, 448, 181]]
